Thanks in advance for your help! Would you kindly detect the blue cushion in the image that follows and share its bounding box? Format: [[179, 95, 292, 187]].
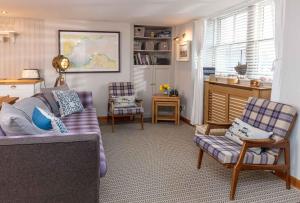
[[52, 90, 84, 117], [32, 107, 68, 134], [32, 107, 52, 130]]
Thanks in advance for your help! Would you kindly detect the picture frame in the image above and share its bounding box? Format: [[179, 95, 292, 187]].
[[58, 30, 120, 73], [176, 41, 190, 62]]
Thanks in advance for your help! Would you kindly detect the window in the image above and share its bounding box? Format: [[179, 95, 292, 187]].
[[203, 0, 275, 79]]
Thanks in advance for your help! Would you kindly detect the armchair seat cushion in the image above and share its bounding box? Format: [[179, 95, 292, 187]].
[[113, 106, 144, 115], [194, 135, 276, 165]]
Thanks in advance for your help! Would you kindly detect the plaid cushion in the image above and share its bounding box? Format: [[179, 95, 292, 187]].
[[113, 106, 144, 115], [61, 107, 107, 177], [194, 135, 275, 165], [241, 97, 297, 155], [109, 82, 134, 98]]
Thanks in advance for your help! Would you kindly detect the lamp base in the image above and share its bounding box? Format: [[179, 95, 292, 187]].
[[54, 74, 66, 87]]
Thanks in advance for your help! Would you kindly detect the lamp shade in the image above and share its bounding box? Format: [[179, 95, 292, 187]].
[[52, 55, 70, 72]]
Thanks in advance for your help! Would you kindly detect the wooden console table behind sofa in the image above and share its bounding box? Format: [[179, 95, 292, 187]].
[[204, 80, 272, 123]]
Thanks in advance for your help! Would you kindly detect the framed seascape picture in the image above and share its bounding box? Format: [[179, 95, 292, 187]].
[[176, 41, 190, 61], [59, 30, 120, 73]]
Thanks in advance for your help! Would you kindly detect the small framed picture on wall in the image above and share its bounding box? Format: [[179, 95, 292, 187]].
[[176, 41, 190, 62]]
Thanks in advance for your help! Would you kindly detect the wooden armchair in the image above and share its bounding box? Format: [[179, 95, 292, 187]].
[[107, 82, 144, 132], [194, 97, 297, 200]]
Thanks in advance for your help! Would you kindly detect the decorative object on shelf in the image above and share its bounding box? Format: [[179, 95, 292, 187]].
[[234, 50, 247, 76], [227, 76, 239, 85], [159, 41, 169, 50], [52, 55, 70, 87], [159, 83, 171, 95], [169, 88, 178, 97], [59, 30, 120, 73], [203, 67, 216, 76], [176, 41, 190, 61], [21, 69, 40, 79], [250, 79, 261, 87], [134, 27, 145, 37]]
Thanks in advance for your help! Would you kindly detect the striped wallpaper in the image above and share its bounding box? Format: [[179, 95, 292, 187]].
[[0, 17, 45, 79]]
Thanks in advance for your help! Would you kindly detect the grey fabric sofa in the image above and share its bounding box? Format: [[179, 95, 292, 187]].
[[0, 91, 106, 203]]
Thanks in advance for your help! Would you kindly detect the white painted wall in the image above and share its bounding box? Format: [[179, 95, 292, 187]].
[[0, 17, 44, 79], [278, 0, 300, 179], [173, 22, 194, 120], [43, 20, 131, 116]]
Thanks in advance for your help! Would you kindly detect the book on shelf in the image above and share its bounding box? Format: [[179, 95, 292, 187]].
[[134, 53, 155, 65]]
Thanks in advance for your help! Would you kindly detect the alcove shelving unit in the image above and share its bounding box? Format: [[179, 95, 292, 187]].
[[133, 25, 172, 66], [132, 24, 174, 117]]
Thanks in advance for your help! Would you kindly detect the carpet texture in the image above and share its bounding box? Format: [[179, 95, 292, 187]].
[[99, 122, 300, 203]]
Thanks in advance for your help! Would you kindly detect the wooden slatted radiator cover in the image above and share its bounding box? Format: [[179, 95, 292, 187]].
[[204, 81, 271, 123]]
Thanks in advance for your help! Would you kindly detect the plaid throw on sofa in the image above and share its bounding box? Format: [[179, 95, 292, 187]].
[[194, 97, 297, 164]]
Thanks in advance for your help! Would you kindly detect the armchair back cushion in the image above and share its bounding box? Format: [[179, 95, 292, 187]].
[[241, 97, 297, 155], [108, 82, 135, 98]]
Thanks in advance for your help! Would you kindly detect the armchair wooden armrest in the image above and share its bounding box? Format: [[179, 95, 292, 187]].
[[206, 121, 232, 128], [241, 138, 287, 148], [200, 121, 232, 135]]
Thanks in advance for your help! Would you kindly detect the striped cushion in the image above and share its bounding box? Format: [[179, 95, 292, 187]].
[[113, 106, 144, 115], [194, 135, 276, 165], [62, 108, 107, 177], [241, 97, 297, 155], [109, 82, 134, 98]]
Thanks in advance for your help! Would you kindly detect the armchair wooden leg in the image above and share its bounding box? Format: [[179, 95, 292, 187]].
[[230, 166, 241, 200], [107, 114, 110, 124], [284, 142, 291, 189], [141, 114, 144, 130], [112, 114, 115, 132], [197, 149, 204, 169]]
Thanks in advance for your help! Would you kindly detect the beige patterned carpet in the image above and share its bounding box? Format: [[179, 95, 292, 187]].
[[99, 122, 300, 203]]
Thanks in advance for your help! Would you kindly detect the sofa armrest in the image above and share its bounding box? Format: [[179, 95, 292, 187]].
[[0, 133, 100, 202], [77, 91, 94, 108]]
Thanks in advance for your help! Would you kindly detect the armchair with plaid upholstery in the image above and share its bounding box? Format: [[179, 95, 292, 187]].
[[108, 82, 144, 132], [194, 97, 297, 200]]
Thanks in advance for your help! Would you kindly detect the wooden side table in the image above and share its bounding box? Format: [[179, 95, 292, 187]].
[[152, 94, 180, 125], [0, 96, 19, 109]]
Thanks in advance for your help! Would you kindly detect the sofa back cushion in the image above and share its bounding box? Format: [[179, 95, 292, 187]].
[[241, 97, 297, 155], [108, 82, 135, 98], [14, 97, 50, 119], [0, 103, 47, 136], [41, 84, 69, 116], [0, 126, 5, 136]]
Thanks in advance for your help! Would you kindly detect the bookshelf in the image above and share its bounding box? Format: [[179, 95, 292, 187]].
[[133, 25, 172, 66]]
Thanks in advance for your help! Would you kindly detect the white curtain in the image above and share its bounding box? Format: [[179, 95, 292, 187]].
[[190, 19, 206, 125], [271, 0, 286, 101]]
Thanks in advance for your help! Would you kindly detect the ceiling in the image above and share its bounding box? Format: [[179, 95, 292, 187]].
[[0, 0, 246, 25]]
